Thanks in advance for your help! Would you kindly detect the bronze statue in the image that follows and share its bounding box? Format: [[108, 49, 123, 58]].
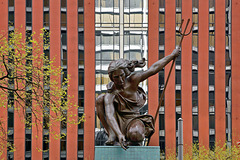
[[96, 48, 180, 150]]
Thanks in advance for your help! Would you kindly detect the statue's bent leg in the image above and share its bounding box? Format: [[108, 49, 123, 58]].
[[96, 94, 116, 145], [126, 119, 145, 145]]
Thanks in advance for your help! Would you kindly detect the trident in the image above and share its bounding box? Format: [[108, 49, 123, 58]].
[[146, 19, 194, 146], [153, 19, 194, 123]]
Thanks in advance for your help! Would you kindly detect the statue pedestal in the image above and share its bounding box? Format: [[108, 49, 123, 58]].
[[95, 146, 160, 160]]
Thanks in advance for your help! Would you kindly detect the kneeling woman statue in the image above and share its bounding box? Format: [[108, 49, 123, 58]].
[[96, 48, 180, 150]]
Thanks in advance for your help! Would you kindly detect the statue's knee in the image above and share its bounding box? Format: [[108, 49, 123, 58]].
[[127, 120, 145, 142], [127, 130, 144, 142]]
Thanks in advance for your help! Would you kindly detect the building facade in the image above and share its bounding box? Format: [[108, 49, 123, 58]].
[[0, 0, 240, 160]]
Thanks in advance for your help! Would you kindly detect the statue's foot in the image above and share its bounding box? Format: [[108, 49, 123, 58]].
[[105, 135, 116, 145], [105, 139, 115, 145]]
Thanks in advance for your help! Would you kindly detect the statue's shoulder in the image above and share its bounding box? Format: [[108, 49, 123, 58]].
[[106, 81, 116, 93]]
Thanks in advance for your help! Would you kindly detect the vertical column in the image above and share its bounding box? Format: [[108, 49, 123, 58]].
[[67, 0, 78, 159], [32, 0, 43, 159], [0, 1, 8, 159], [182, 0, 193, 151], [215, 0, 226, 145], [165, 0, 176, 156], [14, 0, 26, 159], [232, 0, 240, 145], [84, 0, 95, 159], [148, 0, 159, 146], [198, 0, 209, 148], [119, 0, 124, 58], [49, 0, 61, 159]]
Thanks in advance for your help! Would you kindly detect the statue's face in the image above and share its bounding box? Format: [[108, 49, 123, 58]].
[[112, 69, 126, 87]]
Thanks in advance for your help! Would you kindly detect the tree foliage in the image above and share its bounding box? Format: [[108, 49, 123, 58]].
[[0, 28, 84, 155], [165, 142, 240, 159]]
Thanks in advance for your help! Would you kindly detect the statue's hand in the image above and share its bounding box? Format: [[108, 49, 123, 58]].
[[118, 134, 128, 150], [172, 47, 181, 58]]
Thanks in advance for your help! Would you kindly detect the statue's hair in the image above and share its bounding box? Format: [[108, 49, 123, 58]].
[[108, 58, 146, 81], [108, 59, 130, 81]]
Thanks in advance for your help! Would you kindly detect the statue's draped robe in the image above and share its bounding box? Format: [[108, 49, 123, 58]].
[[107, 82, 155, 139]]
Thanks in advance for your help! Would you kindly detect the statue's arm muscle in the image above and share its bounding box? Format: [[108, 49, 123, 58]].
[[131, 49, 179, 83], [104, 93, 124, 138]]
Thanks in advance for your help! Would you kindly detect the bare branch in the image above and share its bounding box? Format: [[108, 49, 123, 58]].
[[0, 84, 17, 91], [0, 55, 10, 81]]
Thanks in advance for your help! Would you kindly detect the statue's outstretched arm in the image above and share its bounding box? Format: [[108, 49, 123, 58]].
[[135, 48, 180, 83]]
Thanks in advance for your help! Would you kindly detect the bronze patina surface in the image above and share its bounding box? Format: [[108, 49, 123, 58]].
[[96, 49, 180, 150]]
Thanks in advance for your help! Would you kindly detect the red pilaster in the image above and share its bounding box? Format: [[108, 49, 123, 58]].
[[148, 0, 159, 146], [49, 0, 61, 159], [182, 0, 193, 152], [67, 0, 78, 159], [165, 0, 176, 157], [84, 0, 95, 159], [32, 0, 43, 159], [14, 0, 26, 159], [215, 0, 226, 146], [198, 0, 209, 148], [0, 0, 8, 159]]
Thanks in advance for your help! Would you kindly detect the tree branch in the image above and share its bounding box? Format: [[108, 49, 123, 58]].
[[0, 55, 10, 81]]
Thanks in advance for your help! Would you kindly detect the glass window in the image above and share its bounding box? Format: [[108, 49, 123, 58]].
[[78, 32, 84, 45], [209, 115, 215, 129], [78, 14, 84, 25], [26, 12, 32, 26], [159, 32, 164, 46], [79, 71, 84, 85], [44, 0, 49, 7], [78, 135, 84, 150], [95, 0, 148, 146], [176, 70, 181, 84], [8, 112, 14, 128], [9, 0, 14, 6], [26, 0, 32, 7], [159, 114, 165, 130], [44, 12, 49, 26], [193, 115, 198, 130], [209, 71, 215, 86], [192, 91, 198, 100], [78, 0, 83, 7], [61, 12, 67, 24], [9, 12, 14, 24], [61, 31, 67, 45], [61, 0, 67, 8], [209, 91, 215, 100]]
